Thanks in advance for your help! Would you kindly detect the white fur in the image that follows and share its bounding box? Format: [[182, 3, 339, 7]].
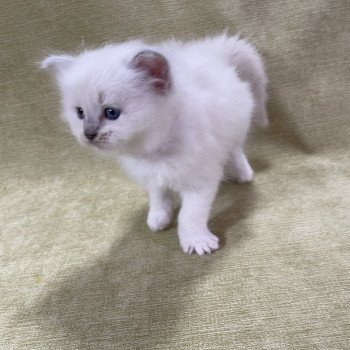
[[42, 34, 268, 255]]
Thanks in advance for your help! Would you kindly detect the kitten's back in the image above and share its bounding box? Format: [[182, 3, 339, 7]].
[[159, 34, 268, 127]]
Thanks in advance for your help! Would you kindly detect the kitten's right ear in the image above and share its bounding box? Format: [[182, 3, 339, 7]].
[[40, 54, 74, 72]]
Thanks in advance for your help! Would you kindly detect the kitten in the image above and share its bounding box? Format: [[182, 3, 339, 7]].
[[41, 34, 268, 255]]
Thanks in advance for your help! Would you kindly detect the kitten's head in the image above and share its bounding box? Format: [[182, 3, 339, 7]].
[[41, 42, 172, 153]]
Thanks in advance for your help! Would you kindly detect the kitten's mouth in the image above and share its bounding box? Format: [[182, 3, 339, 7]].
[[85, 132, 112, 149]]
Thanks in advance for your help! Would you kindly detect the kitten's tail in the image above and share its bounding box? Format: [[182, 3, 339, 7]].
[[227, 35, 268, 127]]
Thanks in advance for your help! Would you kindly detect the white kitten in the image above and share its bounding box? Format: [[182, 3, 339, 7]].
[[41, 34, 267, 255]]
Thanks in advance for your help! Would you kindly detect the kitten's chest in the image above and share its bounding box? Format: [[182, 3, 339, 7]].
[[118, 155, 184, 190]]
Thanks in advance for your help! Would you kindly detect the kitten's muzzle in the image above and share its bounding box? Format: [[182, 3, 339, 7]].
[[85, 132, 98, 141], [84, 125, 99, 141]]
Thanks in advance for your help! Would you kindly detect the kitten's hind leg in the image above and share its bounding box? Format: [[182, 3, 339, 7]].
[[147, 187, 174, 232], [227, 148, 253, 183]]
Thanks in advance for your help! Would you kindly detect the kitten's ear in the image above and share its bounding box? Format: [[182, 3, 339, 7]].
[[130, 50, 171, 94], [40, 54, 74, 72]]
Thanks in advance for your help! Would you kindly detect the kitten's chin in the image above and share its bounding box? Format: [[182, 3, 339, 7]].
[[77, 134, 133, 154], [78, 138, 116, 152], [88, 141, 116, 151]]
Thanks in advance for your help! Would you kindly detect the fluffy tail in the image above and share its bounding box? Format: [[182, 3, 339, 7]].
[[227, 35, 268, 127]]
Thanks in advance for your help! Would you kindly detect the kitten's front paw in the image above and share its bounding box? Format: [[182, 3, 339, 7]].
[[235, 166, 254, 183], [228, 150, 254, 183], [147, 208, 172, 232], [179, 229, 219, 255]]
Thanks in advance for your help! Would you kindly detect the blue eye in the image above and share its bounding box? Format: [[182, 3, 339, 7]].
[[104, 107, 121, 120], [76, 107, 84, 119]]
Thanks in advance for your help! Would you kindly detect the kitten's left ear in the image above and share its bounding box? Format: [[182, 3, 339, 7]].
[[40, 54, 74, 72], [130, 50, 171, 94]]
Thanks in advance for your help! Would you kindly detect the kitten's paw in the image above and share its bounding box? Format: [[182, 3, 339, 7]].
[[234, 165, 254, 183], [228, 150, 254, 183], [179, 229, 219, 255], [147, 208, 172, 232]]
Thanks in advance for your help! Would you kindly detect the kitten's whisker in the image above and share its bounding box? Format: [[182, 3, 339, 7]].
[[72, 147, 83, 166], [55, 143, 79, 161], [37, 134, 61, 141]]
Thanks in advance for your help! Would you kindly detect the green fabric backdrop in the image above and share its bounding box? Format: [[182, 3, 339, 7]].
[[1, 1, 349, 349]]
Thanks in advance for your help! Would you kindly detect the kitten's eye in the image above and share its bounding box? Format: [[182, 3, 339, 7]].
[[104, 107, 121, 120], [76, 107, 84, 120]]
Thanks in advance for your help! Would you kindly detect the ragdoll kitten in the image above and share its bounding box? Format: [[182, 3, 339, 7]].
[[41, 34, 268, 255]]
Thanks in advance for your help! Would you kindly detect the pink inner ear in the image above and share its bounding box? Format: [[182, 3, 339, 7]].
[[131, 50, 171, 94]]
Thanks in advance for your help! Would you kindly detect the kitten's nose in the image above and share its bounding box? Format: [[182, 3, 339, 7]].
[[84, 131, 98, 141], [84, 123, 99, 141]]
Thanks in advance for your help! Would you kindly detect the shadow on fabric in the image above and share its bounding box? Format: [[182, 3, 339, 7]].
[[20, 180, 258, 348]]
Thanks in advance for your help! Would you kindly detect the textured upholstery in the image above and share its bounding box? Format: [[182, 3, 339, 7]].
[[1, 1, 349, 349]]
